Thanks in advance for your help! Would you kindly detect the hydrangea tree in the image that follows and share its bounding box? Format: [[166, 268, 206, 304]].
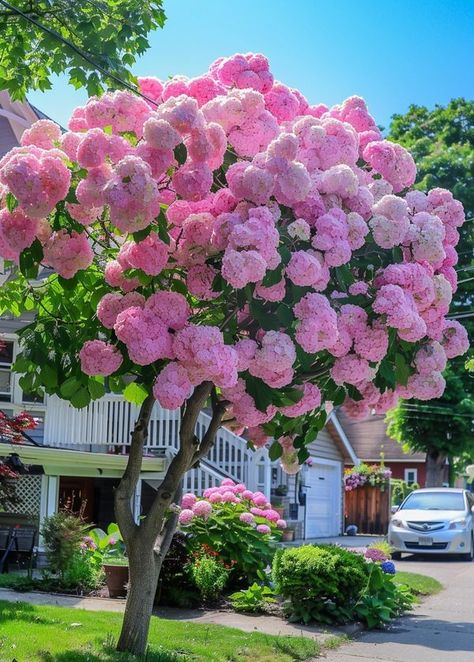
[[0, 53, 468, 655]]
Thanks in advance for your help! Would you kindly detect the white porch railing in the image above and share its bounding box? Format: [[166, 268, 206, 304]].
[[43, 395, 263, 493]]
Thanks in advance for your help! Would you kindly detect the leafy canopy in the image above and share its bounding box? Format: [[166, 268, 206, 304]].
[[386, 99, 474, 465], [0, 0, 166, 100]]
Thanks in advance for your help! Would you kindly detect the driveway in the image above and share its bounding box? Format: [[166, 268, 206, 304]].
[[326, 554, 474, 661]]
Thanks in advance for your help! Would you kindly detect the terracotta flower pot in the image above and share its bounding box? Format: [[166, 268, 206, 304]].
[[103, 563, 129, 598], [281, 529, 295, 542]]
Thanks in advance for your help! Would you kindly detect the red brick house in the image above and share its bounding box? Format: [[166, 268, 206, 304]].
[[338, 410, 449, 487]]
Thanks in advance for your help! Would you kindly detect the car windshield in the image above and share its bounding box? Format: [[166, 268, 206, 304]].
[[400, 492, 466, 511]]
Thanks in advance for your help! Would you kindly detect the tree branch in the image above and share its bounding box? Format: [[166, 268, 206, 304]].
[[142, 382, 212, 542], [114, 393, 155, 542], [191, 389, 226, 464]]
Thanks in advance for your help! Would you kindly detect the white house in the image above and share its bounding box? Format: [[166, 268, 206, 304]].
[[0, 93, 357, 542]]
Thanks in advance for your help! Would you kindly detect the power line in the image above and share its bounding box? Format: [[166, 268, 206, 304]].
[[0, 0, 159, 107]]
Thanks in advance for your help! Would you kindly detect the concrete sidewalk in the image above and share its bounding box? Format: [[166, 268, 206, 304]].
[[326, 557, 474, 661]]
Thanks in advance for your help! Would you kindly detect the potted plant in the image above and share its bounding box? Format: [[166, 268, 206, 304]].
[[102, 554, 129, 598], [275, 484, 288, 497], [83, 523, 129, 598], [281, 526, 295, 542]]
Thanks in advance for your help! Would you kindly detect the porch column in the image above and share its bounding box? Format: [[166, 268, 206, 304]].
[[38, 475, 59, 549]]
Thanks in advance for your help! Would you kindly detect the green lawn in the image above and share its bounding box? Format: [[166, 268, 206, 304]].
[[394, 571, 443, 597], [0, 600, 319, 662]]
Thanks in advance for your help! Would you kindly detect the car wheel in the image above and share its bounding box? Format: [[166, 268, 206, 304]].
[[460, 534, 474, 561], [391, 551, 402, 560]]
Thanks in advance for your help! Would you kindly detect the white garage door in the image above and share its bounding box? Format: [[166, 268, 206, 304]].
[[305, 460, 341, 538]]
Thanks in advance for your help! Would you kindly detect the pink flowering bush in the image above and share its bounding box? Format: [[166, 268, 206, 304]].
[[178, 479, 283, 583]]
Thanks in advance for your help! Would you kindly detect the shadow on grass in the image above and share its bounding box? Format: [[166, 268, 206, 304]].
[[38, 640, 191, 662], [0, 599, 60, 626]]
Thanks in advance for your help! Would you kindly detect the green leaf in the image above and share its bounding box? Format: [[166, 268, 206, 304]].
[[88, 378, 106, 400], [40, 364, 58, 388], [19, 239, 43, 279], [261, 265, 283, 287], [395, 353, 410, 386], [123, 382, 149, 406], [70, 387, 91, 409], [269, 441, 283, 461], [174, 143, 187, 165], [60, 376, 81, 398], [6, 192, 18, 212], [245, 375, 274, 412]]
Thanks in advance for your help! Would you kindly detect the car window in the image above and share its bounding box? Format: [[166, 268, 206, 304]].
[[400, 492, 466, 511]]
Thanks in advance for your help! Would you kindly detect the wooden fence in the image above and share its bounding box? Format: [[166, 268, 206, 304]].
[[344, 484, 391, 535]]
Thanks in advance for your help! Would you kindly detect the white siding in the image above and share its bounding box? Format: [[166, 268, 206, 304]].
[[307, 427, 343, 463]]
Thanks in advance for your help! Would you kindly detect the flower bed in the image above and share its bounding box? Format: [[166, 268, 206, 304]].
[[178, 479, 284, 587]]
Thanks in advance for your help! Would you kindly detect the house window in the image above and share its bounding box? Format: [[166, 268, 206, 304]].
[[0, 341, 13, 402], [404, 468, 418, 486]]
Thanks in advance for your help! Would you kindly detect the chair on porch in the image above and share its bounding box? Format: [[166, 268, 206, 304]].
[[0, 526, 37, 574]]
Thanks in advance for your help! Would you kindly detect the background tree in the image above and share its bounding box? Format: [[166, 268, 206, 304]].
[[386, 99, 474, 485], [386, 367, 474, 486], [0, 0, 166, 99], [0, 55, 467, 655]]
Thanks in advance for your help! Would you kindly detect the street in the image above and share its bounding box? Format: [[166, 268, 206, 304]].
[[326, 554, 474, 661]]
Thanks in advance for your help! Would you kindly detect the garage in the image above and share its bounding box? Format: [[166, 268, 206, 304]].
[[305, 458, 342, 538]]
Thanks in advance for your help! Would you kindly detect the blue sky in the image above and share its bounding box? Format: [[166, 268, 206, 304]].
[[29, 0, 474, 130]]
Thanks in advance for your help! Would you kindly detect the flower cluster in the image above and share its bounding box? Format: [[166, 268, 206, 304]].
[[0, 52, 468, 473], [344, 464, 392, 492], [178, 478, 286, 532]]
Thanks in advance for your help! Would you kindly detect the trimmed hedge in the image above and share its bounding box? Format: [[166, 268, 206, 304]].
[[272, 544, 369, 624]]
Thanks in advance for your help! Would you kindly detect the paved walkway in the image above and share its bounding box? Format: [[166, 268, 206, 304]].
[[326, 555, 474, 661]]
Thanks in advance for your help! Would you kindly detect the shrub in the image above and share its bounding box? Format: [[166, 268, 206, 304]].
[[41, 511, 90, 580], [188, 550, 230, 602], [354, 563, 415, 628], [391, 479, 420, 505], [179, 479, 284, 584], [230, 582, 276, 613], [62, 552, 105, 592], [156, 532, 198, 607], [272, 544, 369, 624]]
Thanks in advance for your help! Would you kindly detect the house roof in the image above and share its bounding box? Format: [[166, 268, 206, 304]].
[[0, 91, 41, 156], [337, 409, 425, 464]]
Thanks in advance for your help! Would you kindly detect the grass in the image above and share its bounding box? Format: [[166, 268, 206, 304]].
[[394, 571, 443, 597], [0, 600, 320, 662]]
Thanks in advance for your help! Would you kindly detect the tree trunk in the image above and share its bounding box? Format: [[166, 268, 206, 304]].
[[425, 449, 447, 487], [116, 546, 159, 656], [114, 383, 224, 658]]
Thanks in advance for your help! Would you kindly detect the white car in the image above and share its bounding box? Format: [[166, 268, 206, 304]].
[[388, 488, 474, 560]]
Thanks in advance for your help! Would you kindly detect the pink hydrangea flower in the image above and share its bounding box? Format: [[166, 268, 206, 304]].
[[0, 208, 38, 254], [192, 500, 213, 518], [153, 362, 193, 410], [79, 340, 123, 376], [178, 509, 195, 526], [181, 493, 197, 509], [239, 512, 256, 525], [256, 524, 271, 535], [43, 230, 93, 279]]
